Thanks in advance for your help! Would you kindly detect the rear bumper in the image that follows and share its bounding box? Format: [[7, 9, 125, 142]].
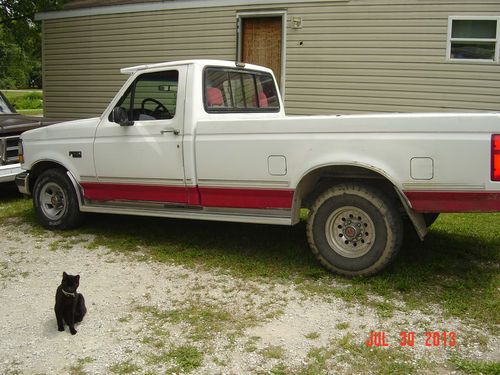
[[0, 163, 23, 183], [15, 171, 30, 195]]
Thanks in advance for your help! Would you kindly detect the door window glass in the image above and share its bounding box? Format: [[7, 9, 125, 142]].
[[115, 70, 179, 121]]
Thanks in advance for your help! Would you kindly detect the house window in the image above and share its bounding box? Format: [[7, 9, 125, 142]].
[[448, 17, 499, 62]]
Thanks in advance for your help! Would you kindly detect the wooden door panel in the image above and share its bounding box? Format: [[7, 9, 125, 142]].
[[242, 17, 282, 85]]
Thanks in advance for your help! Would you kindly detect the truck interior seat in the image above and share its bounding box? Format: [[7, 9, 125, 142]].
[[254, 91, 268, 108], [207, 87, 224, 106]]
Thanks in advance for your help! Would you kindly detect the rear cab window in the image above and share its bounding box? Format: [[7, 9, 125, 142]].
[[204, 67, 280, 113]]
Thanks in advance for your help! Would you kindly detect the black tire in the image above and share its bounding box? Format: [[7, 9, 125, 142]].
[[33, 168, 83, 230], [306, 184, 403, 276]]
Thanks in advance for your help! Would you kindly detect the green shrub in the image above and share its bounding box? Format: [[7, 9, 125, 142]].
[[5, 91, 43, 110]]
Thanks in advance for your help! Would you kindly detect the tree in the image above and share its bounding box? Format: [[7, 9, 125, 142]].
[[0, 27, 30, 88], [0, 1, 65, 88]]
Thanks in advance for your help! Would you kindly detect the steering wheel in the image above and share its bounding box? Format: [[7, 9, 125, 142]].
[[141, 98, 171, 118]]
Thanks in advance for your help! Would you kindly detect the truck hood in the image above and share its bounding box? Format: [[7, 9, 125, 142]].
[[0, 114, 62, 137], [21, 117, 101, 141]]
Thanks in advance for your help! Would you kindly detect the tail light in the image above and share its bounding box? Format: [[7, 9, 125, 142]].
[[492, 134, 500, 181]]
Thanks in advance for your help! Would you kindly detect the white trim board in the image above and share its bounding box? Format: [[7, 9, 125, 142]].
[[36, 0, 348, 21]]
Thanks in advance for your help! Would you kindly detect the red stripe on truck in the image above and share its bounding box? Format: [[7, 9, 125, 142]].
[[198, 187, 294, 209], [405, 191, 500, 212], [81, 182, 188, 204], [81, 182, 294, 209]]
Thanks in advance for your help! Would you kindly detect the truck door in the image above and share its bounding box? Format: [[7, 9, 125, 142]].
[[90, 66, 187, 204]]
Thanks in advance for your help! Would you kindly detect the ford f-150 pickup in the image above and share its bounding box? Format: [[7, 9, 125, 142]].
[[15, 60, 500, 276]]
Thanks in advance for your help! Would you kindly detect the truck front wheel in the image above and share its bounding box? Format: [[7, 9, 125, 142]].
[[306, 184, 403, 276], [33, 168, 83, 230]]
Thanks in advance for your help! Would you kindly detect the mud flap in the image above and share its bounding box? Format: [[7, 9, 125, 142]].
[[395, 188, 428, 241]]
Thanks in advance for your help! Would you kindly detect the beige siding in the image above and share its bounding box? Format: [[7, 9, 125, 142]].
[[42, 0, 500, 118]]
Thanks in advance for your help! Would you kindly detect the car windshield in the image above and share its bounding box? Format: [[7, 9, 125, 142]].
[[0, 94, 14, 114]]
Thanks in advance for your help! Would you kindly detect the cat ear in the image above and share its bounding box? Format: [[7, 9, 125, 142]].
[[63, 272, 68, 278], [75, 275, 80, 281]]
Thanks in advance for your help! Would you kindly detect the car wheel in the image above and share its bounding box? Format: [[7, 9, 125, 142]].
[[306, 184, 403, 276], [33, 168, 83, 230]]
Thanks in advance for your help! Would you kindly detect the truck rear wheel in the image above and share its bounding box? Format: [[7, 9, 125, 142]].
[[33, 168, 83, 230], [306, 184, 403, 276]]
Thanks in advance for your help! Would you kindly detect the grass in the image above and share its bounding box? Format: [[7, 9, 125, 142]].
[[136, 300, 257, 345], [3, 90, 43, 110], [16, 108, 43, 116], [0, 185, 33, 223], [451, 358, 500, 375], [1, 189, 498, 374], [2, 360, 22, 375], [261, 333, 422, 375], [244, 336, 261, 352], [93, 212, 499, 328], [300, 333, 418, 375], [2, 89, 42, 97], [2, 90, 44, 116], [304, 331, 320, 340], [68, 357, 94, 375], [0, 186, 499, 329], [335, 322, 349, 330], [149, 345, 203, 373], [260, 345, 286, 360], [108, 360, 140, 374]]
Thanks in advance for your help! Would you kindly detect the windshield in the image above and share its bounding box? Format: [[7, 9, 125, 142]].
[[0, 93, 14, 114]]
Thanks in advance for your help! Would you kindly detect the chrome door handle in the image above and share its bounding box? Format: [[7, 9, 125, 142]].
[[161, 128, 180, 135]]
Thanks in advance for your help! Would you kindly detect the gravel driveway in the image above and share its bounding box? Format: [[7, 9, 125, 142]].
[[0, 218, 498, 374]]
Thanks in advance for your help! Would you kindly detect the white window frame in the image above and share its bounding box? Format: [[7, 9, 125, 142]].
[[446, 16, 500, 63]]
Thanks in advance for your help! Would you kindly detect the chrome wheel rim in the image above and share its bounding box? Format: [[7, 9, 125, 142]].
[[40, 182, 67, 220], [325, 206, 376, 258]]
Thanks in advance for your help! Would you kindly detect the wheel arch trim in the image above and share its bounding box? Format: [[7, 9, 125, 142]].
[[292, 162, 408, 210], [291, 162, 425, 238], [29, 159, 84, 208]]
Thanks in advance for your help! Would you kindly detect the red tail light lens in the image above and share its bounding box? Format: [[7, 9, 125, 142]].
[[493, 134, 500, 181]]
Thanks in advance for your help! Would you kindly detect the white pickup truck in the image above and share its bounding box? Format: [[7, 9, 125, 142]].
[[16, 60, 500, 276]]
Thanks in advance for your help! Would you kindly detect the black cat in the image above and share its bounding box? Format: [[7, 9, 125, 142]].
[[55, 272, 87, 335]]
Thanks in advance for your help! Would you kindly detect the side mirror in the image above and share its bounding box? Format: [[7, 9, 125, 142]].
[[111, 107, 134, 126]]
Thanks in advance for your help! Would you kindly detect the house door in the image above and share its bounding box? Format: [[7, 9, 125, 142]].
[[241, 16, 282, 86]]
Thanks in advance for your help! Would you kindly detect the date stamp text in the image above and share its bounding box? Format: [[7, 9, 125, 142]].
[[365, 331, 456, 347]]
